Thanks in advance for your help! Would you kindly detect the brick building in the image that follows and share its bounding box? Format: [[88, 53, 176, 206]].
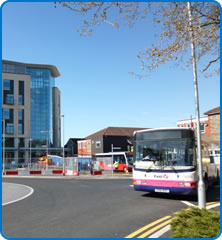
[[201, 106, 220, 163], [177, 106, 220, 164]]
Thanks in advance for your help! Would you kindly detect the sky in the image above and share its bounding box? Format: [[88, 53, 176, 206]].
[[2, 1, 220, 143]]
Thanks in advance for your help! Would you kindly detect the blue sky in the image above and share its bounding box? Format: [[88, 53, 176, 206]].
[[2, 2, 220, 143]]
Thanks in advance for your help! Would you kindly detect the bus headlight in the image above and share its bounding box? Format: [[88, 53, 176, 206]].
[[184, 183, 191, 187], [133, 180, 141, 184], [178, 182, 184, 186]]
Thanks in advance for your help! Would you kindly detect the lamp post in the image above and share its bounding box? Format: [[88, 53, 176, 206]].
[[60, 114, 65, 176], [29, 138, 32, 169], [41, 131, 53, 171], [187, 2, 205, 209], [2, 119, 5, 175]]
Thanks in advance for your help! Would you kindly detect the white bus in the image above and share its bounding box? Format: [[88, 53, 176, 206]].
[[92, 152, 134, 172], [133, 128, 218, 195]]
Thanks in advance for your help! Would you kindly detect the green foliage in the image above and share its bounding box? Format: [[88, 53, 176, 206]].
[[170, 207, 220, 238]]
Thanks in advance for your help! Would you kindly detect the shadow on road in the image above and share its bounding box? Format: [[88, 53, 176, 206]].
[[140, 184, 220, 204]]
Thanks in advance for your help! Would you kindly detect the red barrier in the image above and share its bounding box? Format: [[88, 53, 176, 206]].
[[52, 170, 63, 174], [5, 171, 18, 175], [91, 170, 102, 175], [30, 170, 42, 175]]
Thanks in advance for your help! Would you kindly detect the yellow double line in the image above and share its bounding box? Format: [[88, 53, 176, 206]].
[[125, 202, 220, 238], [125, 216, 172, 238]]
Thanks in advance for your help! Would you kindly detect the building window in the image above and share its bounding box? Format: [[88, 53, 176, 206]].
[[18, 138, 25, 148], [5, 138, 14, 147], [6, 123, 14, 134], [19, 81, 24, 105], [200, 123, 205, 133], [5, 94, 14, 104], [4, 80, 10, 90], [18, 109, 24, 134], [95, 141, 101, 148], [3, 108, 10, 120], [18, 124, 23, 135], [3, 80, 14, 105]]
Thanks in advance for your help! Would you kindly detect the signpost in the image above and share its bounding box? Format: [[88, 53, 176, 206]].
[[111, 144, 121, 176]]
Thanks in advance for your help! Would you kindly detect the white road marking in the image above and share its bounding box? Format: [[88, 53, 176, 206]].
[[2, 183, 34, 206], [181, 201, 196, 207], [206, 203, 220, 210], [148, 224, 171, 238]]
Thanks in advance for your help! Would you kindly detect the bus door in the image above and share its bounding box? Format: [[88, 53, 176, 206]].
[[114, 155, 126, 171]]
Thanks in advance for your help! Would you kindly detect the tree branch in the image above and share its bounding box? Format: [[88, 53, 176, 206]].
[[202, 56, 220, 71]]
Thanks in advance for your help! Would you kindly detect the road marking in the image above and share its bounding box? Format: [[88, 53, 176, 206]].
[[129, 185, 133, 187], [181, 201, 196, 207], [2, 183, 34, 206], [138, 219, 172, 238], [206, 203, 220, 210], [148, 224, 171, 238], [206, 201, 218, 206], [125, 216, 171, 238]]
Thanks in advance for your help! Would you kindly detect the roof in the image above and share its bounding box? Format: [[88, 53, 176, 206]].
[[3, 59, 60, 78], [86, 127, 149, 138], [204, 106, 220, 116]]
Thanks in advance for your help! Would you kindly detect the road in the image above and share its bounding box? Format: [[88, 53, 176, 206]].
[[2, 177, 220, 238]]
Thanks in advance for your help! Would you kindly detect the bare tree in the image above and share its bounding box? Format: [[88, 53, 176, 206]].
[[56, 2, 220, 77]]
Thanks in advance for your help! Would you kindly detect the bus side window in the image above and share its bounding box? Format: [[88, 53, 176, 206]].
[[114, 156, 120, 163], [120, 155, 126, 164]]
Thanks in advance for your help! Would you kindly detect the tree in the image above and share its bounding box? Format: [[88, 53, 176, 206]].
[[56, 2, 220, 77]]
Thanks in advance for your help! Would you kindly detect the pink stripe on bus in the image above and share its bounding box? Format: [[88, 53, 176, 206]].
[[134, 179, 197, 188]]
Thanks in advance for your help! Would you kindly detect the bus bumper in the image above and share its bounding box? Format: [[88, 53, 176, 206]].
[[134, 185, 197, 195]]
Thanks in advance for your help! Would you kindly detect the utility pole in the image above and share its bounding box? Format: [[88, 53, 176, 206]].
[[60, 114, 65, 176], [2, 119, 5, 175], [187, 2, 206, 209]]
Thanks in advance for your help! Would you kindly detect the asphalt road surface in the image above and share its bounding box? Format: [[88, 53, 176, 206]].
[[2, 177, 220, 238]]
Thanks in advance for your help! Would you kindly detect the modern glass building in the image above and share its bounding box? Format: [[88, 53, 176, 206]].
[[2, 60, 61, 166], [26, 68, 55, 147]]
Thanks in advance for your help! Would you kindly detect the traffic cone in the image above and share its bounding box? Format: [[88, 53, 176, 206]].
[[125, 169, 129, 175]]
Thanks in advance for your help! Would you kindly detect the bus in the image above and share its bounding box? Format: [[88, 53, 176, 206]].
[[92, 152, 134, 172], [133, 128, 218, 195]]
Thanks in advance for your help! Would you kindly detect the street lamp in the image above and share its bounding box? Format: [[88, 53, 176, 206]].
[[29, 138, 32, 169], [60, 114, 65, 176], [187, 2, 206, 209], [40, 130, 53, 171], [2, 119, 5, 175]]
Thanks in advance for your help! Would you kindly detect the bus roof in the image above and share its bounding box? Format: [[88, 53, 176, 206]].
[[94, 152, 132, 156], [133, 127, 192, 136]]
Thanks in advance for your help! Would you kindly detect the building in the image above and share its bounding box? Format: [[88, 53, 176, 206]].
[[86, 126, 148, 154], [177, 116, 208, 133], [177, 106, 220, 163], [65, 138, 84, 156], [77, 139, 92, 156], [2, 60, 62, 167], [202, 106, 220, 163]]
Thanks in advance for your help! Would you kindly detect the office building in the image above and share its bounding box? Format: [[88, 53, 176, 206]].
[[2, 60, 61, 167]]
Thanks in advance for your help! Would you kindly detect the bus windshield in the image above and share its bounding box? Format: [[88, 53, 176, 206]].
[[135, 139, 196, 167]]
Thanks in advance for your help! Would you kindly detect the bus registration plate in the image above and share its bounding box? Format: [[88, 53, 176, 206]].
[[155, 189, 170, 193]]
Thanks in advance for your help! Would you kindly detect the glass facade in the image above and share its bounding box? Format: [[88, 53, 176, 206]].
[[3, 108, 14, 134], [3, 79, 14, 104], [2, 60, 61, 165], [26, 68, 55, 147]]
